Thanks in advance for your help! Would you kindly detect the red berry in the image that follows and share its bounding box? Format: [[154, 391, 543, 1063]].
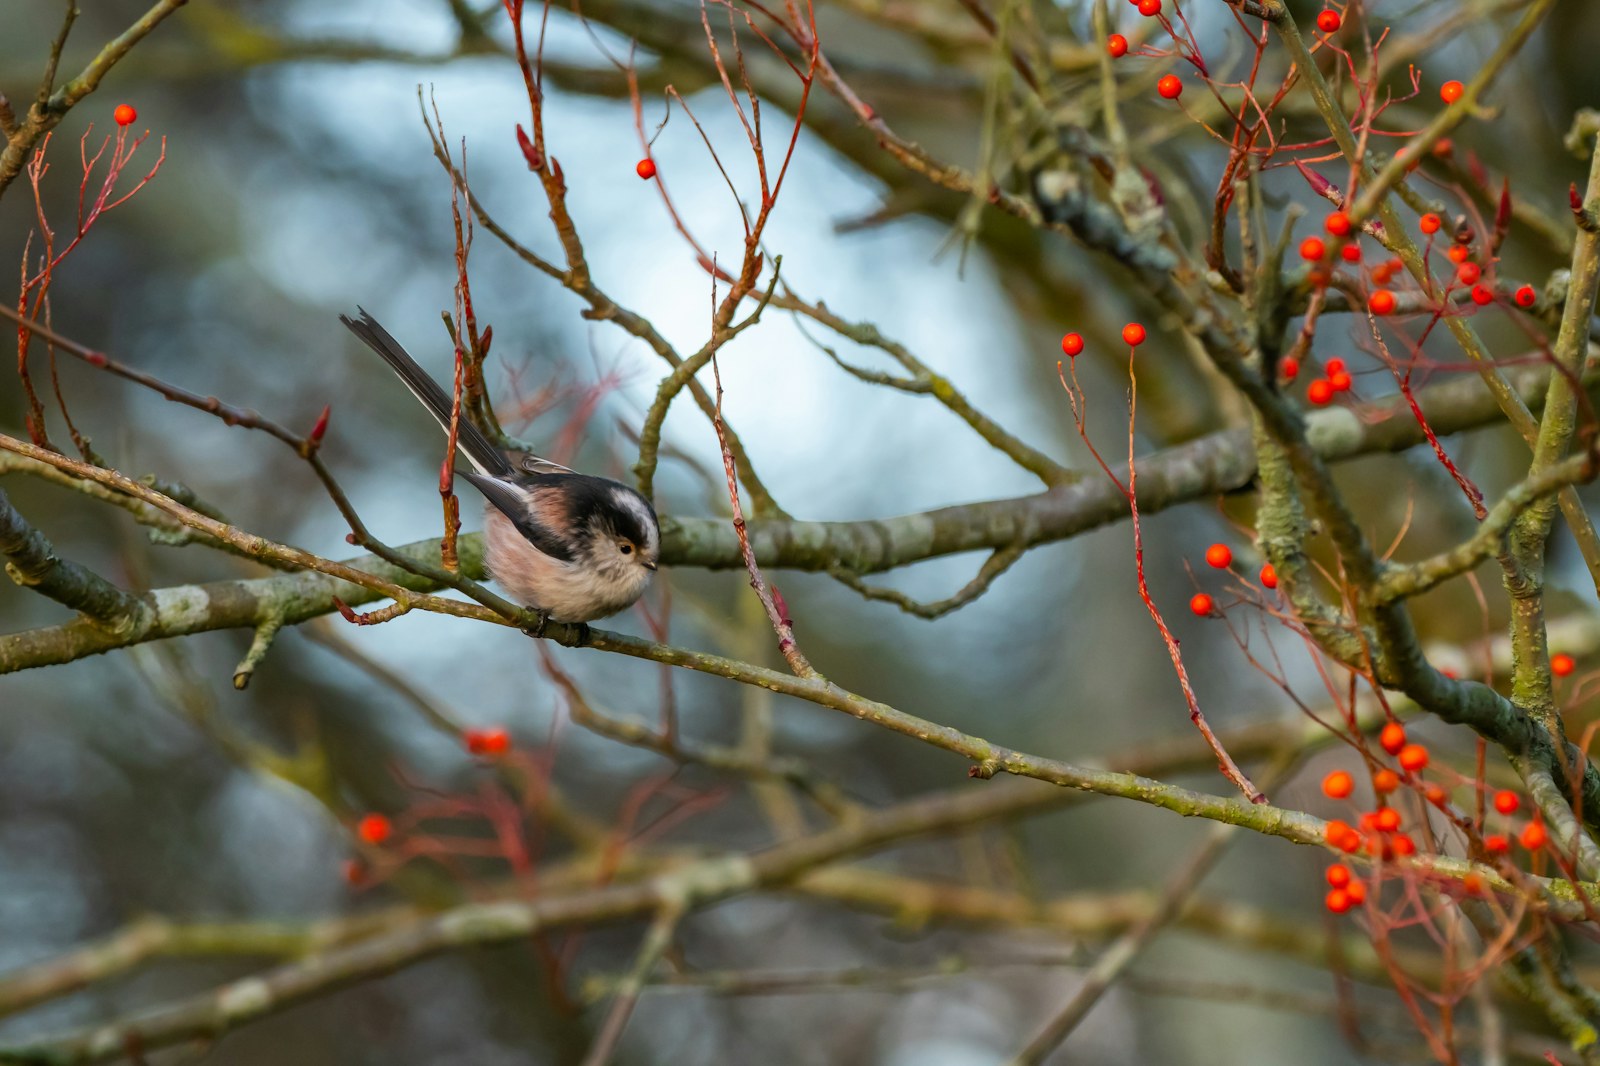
[[1279, 357, 1300, 381], [1440, 80, 1465, 104], [1345, 879, 1367, 903], [1325, 888, 1353, 913], [1138, 0, 1161, 14], [1455, 261, 1480, 286], [1374, 807, 1401, 833], [1340, 243, 1362, 262], [1425, 784, 1448, 806], [356, 814, 393, 846], [1379, 722, 1406, 755], [113, 104, 138, 127], [1189, 592, 1215, 617], [1062, 332, 1084, 357], [1514, 285, 1537, 308], [1391, 834, 1416, 857], [1329, 370, 1352, 392], [1316, 9, 1341, 33], [1326, 863, 1352, 888], [1492, 790, 1520, 815], [1484, 834, 1510, 855], [1419, 213, 1441, 235], [1107, 34, 1129, 58], [1552, 652, 1576, 677], [1447, 244, 1469, 264], [1520, 822, 1548, 850], [636, 158, 657, 179], [1324, 357, 1346, 375], [342, 859, 367, 886], [1259, 563, 1278, 589], [1323, 770, 1355, 799], [1373, 769, 1400, 794], [1325, 212, 1352, 236], [1369, 289, 1396, 315], [468, 727, 510, 756], [1205, 543, 1233, 569], [1398, 743, 1429, 772], [1157, 75, 1183, 100], [1307, 379, 1334, 405], [1122, 322, 1147, 346], [1299, 236, 1327, 261], [1470, 284, 1494, 306]]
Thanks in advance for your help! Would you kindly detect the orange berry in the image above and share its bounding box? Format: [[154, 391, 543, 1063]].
[[1259, 563, 1278, 589], [1447, 244, 1469, 264], [113, 104, 138, 127], [1419, 213, 1441, 235], [1326, 862, 1352, 888], [1324, 357, 1346, 375], [1307, 379, 1335, 405], [1455, 262, 1480, 286], [1425, 784, 1449, 806], [1344, 879, 1367, 903], [356, 814, 392, 846], [1138, 0, 1161, 13], [467, 727, 510, 756], [1299, 236, 1327, 261], [1470, 284, 1494, 306], [1189, 592, 1214, 617], [1329, 370, 1352, 392], [1325, 212, 1352, 236], [1122, 322, 1147, 347], [1325, 888, 1353, 913], [1379, 722, 1406, 755], [1340, 243, 1362, 262], [636, 158, 657, 179], [1062, 332, 1084, 357], [1440, 80, 1465, 104], [1374, 807, 1401, 833], [1552, 653, 1575, 677], [1391, 834, 1416, 857], [1107, 34, 1129, 58], [1484, 834, 1510, 855], [1369, 289, 1397, 315], [1514, 285, 1537, 308], [1398, 743, 1429, 772], [1205, 543, 1233, 569], [1373, 769, 1400, 794], [1316, 9, 1341, 33], [1157, 74, 1183, 100], [1520, 821, 1548, 850], [1492, 790, 1520, 815], [1462, 872, 1485, 895], [1323, 770, 1355, 799], [1324, 818, 1355, 847], [1280, 357, 1300, 381]]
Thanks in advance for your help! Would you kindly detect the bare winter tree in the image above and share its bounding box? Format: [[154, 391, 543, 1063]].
[[3, 0, 1600, 1063]]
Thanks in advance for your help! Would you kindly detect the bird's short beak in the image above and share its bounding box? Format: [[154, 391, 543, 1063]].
[[644, 561, 657, 571]]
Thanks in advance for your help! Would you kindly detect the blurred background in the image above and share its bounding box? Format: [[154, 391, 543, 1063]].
[[3, 1, 1600, 1062]]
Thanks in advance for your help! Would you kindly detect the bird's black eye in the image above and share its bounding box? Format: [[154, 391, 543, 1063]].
[[619, 542, 633, 554]]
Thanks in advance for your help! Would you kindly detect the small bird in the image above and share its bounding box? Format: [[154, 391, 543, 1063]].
[[340, 309, 659, 624]]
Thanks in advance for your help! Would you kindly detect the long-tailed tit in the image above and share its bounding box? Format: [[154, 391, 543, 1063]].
[[341, 310, 660, 624]]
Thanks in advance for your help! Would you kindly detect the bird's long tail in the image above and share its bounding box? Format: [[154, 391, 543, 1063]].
[[340, 308, 514, 479]]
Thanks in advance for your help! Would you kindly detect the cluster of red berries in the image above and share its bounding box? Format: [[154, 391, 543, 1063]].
[[1104, 4, 1183, 99], [1188, 543, 1278, 615], [1319, 722, 1551, 914], [1305, 357, 1353, 407], [1059, 324, 1145, 357]]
